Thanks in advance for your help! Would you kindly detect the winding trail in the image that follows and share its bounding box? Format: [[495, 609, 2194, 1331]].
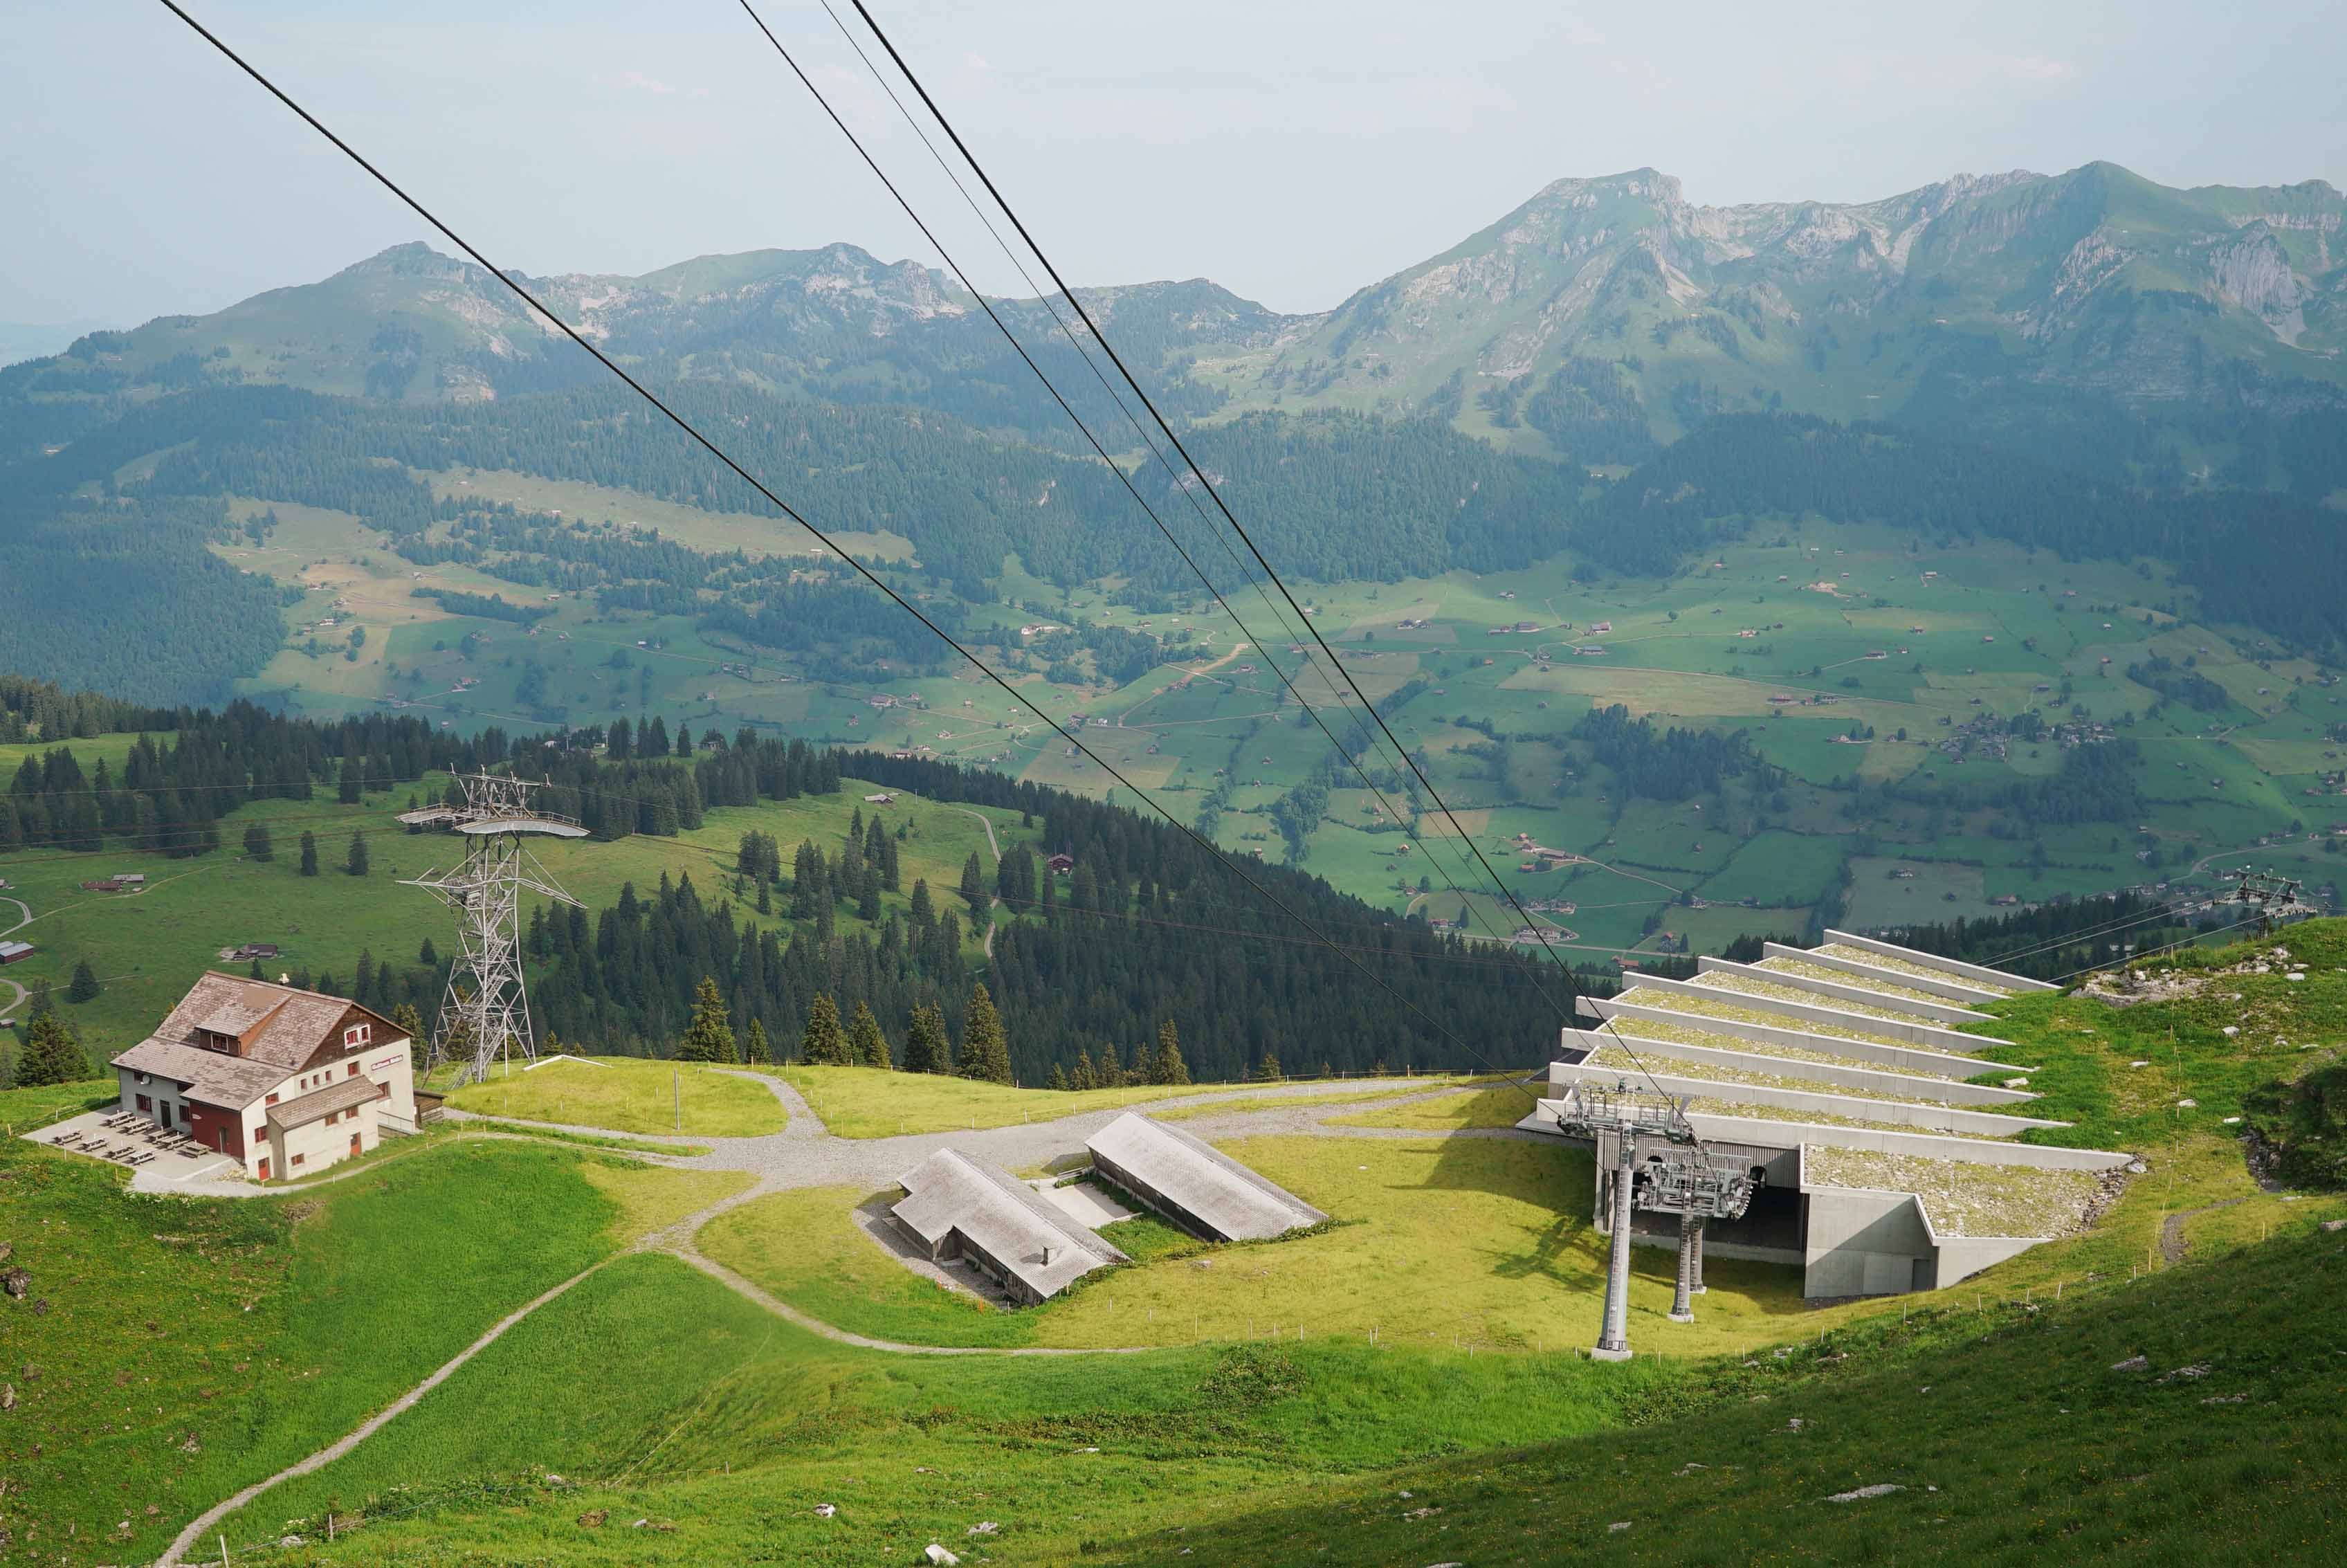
[[2159, 1194, 2251, 1266], [953, 808, 1005, 958], [160, 1259, 615, 1567], [145, 1067, 1527, 1561], [1, 895, 33, 1017]]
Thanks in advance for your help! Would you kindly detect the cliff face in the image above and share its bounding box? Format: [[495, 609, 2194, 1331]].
[[1186, 163, 2347, 462]]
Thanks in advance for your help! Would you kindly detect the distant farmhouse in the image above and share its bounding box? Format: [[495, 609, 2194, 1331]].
[[109, 973, 417, 1183]]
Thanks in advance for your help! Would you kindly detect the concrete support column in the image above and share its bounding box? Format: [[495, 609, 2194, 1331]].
[[1690, 1216, 1707, 1295], [1592, 1133, 1636, 1361], [1669, 1210, 1697, 1323]]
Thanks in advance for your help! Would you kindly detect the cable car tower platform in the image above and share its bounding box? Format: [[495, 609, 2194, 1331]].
[[398, 772, 586, 1084]]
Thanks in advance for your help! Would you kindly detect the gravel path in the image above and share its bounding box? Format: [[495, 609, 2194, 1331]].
[[143, 1068, 1540, 1559]]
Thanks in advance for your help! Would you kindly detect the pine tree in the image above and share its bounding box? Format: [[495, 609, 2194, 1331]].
[[1072, 1047, 1097, 1091], [799, 992, 846, 1066], [391, 1002, 426, 1073], [1258, 1050, 1283, 1082], [16, 1011, 89, 1086], [299, 830, 319, 876], [66, 959, 100, 1004], [743, 1017, 771, 1066], [243, 822, 274, 862], [958, 982, 1010, 1082], [959, 850, 987, 910], [1048, 1061, 1070, 1091], [677, 976, 738, 1064], [346, 830, 369, 877], [419, 936, 438, 967], [1149, 1018, 1190, 1085], [901, 1002, 949, 1074], [848, 1001, 891, 1068]]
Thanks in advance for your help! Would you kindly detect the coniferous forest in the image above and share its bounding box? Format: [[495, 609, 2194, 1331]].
[[3, 684, 1569, 1083]]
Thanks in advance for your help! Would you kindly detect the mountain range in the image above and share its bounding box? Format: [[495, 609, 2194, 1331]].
[[16, 161, 2346, 488]]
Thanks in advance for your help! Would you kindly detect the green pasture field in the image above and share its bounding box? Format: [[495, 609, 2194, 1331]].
[[0, 776, 1024, 1065], [213, 1250, 1681, 1567], [98, 484, 2347, 968], [444, 1057, 788, 1138], [424, 466, 915, 563], [776, 1064, 1209, 1138]]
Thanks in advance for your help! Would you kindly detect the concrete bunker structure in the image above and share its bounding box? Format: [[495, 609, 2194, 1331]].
[[1085, 1112, 1329, 1241], [1522, 930, 2135, 1299], [890, 1147, 1127, 1304]]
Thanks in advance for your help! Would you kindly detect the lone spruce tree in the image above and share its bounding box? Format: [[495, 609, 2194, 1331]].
[[848, 1001, 891, 1069], [677, 976, 738, 1064], [1149, 1019, 1190, 1086], [958, 983, 1011, 1084], [299, 830, 319, 876], [16, 1011, 89, 1087], [799, 992, 846, 1065], [742, 1017, 771, 1066], [900, 1002, 949, 1074], [346, 830, 369, 877], [66, 960, 100, 1005]]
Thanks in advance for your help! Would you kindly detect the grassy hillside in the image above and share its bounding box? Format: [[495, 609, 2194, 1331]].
[[0, 772, 1020, 1068], [0, 1092, 749, 1565], [10, 919, 2347, 1565], [1105, 1219, 2347, 1565]]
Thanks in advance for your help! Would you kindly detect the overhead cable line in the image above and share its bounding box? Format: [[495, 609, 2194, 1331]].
[[731, 1, 1579, 1037], [149, 0, 1535, 1087], [833, 0, 1685, 1095]]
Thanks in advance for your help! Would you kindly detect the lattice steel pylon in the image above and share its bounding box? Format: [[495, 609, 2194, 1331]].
[[397, 772, 587, 1084]]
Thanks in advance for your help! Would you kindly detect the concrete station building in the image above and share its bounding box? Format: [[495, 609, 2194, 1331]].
[[109, 972, 419, 1183], [891, 1148, 1129, 1304], [1520, 930, 2136, 1298], [1087, 1113, 1328, 1241]]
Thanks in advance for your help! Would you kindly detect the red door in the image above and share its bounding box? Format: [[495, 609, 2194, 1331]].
[[350, 1133, 362, 1157], [257, 1157, 271, 1182]]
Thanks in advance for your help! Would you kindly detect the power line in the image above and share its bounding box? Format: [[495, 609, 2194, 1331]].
[[834, 0, 1658, 1092], [732, 1, 1578, 1040], [148, 0, 1532, 1087]]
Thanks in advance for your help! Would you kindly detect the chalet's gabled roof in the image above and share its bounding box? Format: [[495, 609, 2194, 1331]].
[[266, 1074, 382, 1136], [892, 1149, 1126, 1300], [143, 973, 391, 1072], [111, 972, 405, 1109], [111, 1036, 285, 1109], [1086, 1113, 1329, 1241]]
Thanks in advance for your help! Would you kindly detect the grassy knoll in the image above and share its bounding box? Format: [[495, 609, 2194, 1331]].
[[444, 1057, 787, 1138], [215, 1250, 1683, 1567], [0, 1111, 716, 1566], [778, 1064, 1207, 1138], [701, 1136, 1820, 1356], [1101, 1220, 2347, 1566]]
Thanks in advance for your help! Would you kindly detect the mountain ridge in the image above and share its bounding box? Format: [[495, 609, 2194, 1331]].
[[12, 159, 2346, 486]]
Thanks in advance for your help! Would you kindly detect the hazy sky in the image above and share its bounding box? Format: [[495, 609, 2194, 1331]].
[[7, 0, 2343, 333]]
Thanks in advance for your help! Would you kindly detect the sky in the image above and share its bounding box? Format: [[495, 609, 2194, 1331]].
[[6, 0, 2343, 337]]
